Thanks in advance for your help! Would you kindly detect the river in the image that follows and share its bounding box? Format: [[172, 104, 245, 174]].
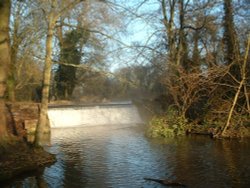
[[3, 124, 250, 188]]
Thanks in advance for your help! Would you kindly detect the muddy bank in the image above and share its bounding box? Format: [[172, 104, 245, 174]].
[[6, 102, 41, 137], [0, 141, 56, 183], [0, 102, 56, 183]]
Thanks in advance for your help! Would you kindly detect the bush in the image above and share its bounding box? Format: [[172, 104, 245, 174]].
[[147, 109, 188, 138]]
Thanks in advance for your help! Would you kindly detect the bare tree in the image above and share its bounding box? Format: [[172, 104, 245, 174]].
[[35, 0, 98, 145], [7, 0, 45, 101], [162, 63, 225, 118]]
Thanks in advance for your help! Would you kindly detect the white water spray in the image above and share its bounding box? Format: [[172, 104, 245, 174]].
[[48, 102, 144, 128]]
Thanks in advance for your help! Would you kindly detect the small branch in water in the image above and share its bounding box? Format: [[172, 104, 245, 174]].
[[144, 177, 187, 187]]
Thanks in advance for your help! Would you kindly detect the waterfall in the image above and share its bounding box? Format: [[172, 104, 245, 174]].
[[48, 102, 144, 128]]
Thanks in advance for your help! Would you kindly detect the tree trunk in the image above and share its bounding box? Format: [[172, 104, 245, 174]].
[[244, 84, 250, 115], [35, 0, 84, 145], [223, 0, 241, 81], [161, 0, 176, 63], [176, 0, 188, 68], [223, 0, 239, 65], [7, 45, 16, 101], [192, 30, 200, 69], [0, 0, 11, 141], [7, 14, 20, 102], [35, 9, 55, 146], [221, 36, 249, 136]]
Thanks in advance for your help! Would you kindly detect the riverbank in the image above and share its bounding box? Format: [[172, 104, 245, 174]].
[[146, 115, 250, 139], [0, 102, 56, 183], [0, 140, 56, 183]]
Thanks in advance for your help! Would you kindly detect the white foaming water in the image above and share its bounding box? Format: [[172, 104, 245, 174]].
[[48, 103, 144, 128]]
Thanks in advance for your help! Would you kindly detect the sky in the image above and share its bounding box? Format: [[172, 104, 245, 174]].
[[106, 0, 160, 72]]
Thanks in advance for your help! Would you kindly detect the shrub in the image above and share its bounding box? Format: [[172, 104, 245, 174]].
[[147, 109, 188, 138]]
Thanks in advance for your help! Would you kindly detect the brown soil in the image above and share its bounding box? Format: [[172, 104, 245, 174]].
[[0, 141, 56, 182], [0, 102, 56, 183], [6, 102, 41, 138]]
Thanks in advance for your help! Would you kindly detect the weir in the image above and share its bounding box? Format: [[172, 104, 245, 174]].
[[48, 101, 144, 128]]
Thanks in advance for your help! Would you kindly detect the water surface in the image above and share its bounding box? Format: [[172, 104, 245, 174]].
[[4, 124, 250, 188]]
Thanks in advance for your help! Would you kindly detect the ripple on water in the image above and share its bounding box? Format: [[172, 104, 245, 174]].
[[5, 125, 250, 188]]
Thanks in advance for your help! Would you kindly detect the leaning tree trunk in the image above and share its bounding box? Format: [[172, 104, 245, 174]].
[[221, 36, 250, 136], [0, 0, 11, 142], [35, 10, 55, 146]]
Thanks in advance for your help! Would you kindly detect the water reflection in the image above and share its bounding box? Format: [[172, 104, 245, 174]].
[[171, 137, 250, 188], [1, 171, 48, 188], [3, 125, 250, 188], [43, 125, 171, 188]]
